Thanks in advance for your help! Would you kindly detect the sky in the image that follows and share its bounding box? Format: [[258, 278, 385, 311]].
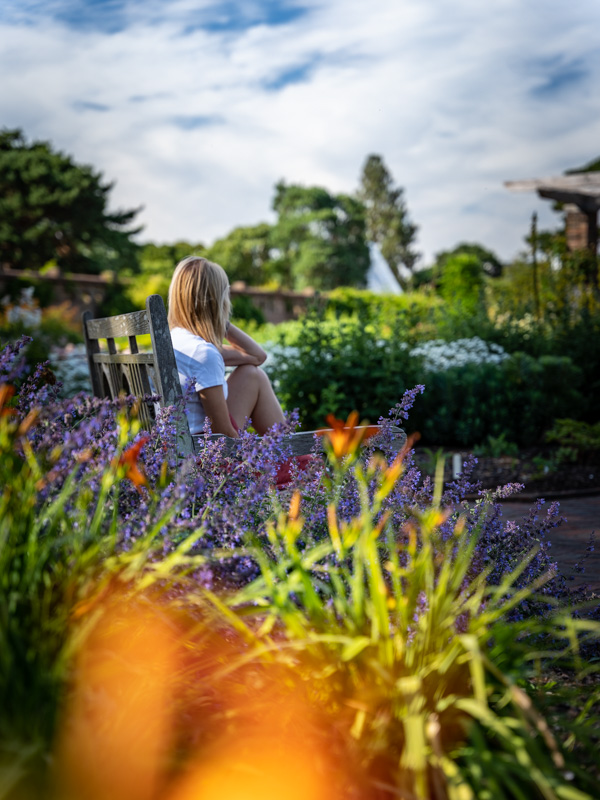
[[2, 0, 600, 267]]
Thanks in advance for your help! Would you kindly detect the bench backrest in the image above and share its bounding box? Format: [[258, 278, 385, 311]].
[[82, 295, 195, 456]]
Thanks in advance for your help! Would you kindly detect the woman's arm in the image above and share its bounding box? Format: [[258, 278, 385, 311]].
[[220, 323, 267, 367], [198, 385, 239, 438]]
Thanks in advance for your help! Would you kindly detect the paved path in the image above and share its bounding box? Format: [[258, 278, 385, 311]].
[[500, 496, 600, 591]]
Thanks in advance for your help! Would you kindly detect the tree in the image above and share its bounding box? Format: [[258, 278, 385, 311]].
[[0, 129, 142, 275], [270, 182, 370, 290], [205, 224, 273, 285], [438, 253, 485, 316], [357, 155, 419, 290], [434, 242, 503, 279], [139, 241, 206, 274]]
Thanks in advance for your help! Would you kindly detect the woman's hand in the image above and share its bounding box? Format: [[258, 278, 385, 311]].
[[220, 323, 267, 367], [198, 385, 239, 438]]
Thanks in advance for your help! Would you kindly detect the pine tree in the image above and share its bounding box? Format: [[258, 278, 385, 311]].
[[0, 129, 141, 274]]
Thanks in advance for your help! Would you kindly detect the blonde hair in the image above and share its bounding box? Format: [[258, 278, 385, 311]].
[[167, 256, 230, 345]]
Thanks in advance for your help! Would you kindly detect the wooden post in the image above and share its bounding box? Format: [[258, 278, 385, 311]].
[[587, 210, 599, 291], [531, 212, 541, 320]]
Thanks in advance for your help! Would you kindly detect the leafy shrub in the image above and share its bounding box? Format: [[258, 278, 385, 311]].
[[326, 286, 442, 329], [473, 432, 520, 458], [265, 312, 420, 429], [411, 352, 583, 447], [488, 305, 600, 422], [546, 418, 600, 463], [266, 310, 584, 445], [230, 293, 266, 326], [125, 272, 171, 309], [439, 252, 485, 316], [221, 447, 599, 799]]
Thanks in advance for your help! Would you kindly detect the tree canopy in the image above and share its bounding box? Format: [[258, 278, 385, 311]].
[[205, 224, 272, 286], [358, 154, 419, 290], [139, 241, 206, 274], [269, 181, 370, 291], [565, 156, 600, 174], [434, 242, 503, 279], [0, 129, 141, 275]]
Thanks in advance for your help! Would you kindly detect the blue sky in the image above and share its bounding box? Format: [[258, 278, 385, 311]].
[[2, 0, 600, 265]]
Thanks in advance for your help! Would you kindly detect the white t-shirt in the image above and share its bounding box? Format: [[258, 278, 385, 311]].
[[170, 327, 228, 434]]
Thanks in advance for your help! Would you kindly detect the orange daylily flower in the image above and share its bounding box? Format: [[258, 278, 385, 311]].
[[318, 411, 379, 460], [0, 384, 17, 417], [115, 436, 150, 492], [288, 490, 302, 521]]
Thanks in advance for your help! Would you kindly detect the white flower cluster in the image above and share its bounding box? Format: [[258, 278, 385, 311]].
[[2, 288, 42, 330], [51, 343, 92, 396], [263, 343, 301, 367], [409, 337, 508, 373]]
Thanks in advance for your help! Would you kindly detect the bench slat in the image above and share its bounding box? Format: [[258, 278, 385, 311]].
[[85, 309, 150, 339], [92, 353, 155, 365], [198, 426, 406, 457]]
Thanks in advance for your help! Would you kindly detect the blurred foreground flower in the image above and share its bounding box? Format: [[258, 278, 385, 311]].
[[56, 594, 180, 800], [113, 435, 151, 493], [319, 411, 379, 462], [55, 589, 339, 800]]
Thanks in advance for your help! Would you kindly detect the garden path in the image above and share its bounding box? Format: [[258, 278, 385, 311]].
[[500, 496, 600, 592]]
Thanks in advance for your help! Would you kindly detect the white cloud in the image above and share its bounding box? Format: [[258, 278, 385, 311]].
[[1, 0, 600, 264]]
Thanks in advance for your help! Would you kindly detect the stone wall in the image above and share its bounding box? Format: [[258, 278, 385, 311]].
[[0, 268, 321, 323]]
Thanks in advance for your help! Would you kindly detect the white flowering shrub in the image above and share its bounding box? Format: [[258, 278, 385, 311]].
[[409, 337, 508, 372]]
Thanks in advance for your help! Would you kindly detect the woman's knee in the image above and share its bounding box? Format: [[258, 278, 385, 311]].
[[231, 364, 260, 383]]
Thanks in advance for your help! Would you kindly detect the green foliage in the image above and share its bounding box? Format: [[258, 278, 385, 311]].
[[546, 418, 600, 463], [270, 181, 370, 290], [412, 352, 583, 447], [125, 272, 171, 310], [96, 277, 138, 317], [266, 308, 584, 445], [138, 241, 205, 275], [0, 129, 141, 275], [265, 311, 419, 428], [486, 304, 600, 424], [473, 432, 520, 458], [230, 294, 266, 326], [205, 223, 272, 285], [357, 154, 419, 290], [435, 242, 503, 279], [439, 253, 486, 317], [325, 285, 442, 331], [219, 453, 600, 799]]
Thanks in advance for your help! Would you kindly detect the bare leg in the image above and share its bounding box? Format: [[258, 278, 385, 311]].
[[226, 365, 285, 435]]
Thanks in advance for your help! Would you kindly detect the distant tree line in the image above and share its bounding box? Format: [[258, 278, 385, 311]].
[[0, 129, 420, 291], [3, 127, 595, 297]]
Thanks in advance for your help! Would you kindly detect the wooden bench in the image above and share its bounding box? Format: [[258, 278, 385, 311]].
[[82, 295, 406, 458]]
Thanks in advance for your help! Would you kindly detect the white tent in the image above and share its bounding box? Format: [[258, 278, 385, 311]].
[[366, 243, 403, 294]]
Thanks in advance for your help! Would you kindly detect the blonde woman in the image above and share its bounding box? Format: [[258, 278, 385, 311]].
[[168, 256, 285, 438]]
